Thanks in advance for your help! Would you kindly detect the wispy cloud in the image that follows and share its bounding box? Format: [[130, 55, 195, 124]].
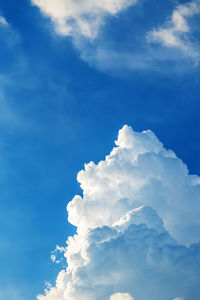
[[31, 0, 138, 38], [0, 14, 9, 27], [37, 125, 200, 300], [147, 1, 200, 58], [31, 0, 200, 73]]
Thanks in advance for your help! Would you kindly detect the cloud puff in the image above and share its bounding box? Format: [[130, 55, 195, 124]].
[[68, 125, 200, 245], [110, 293, 134, 300], [147, 1, 200, 58], [37, 125, 200, 300], [31, 0, 138, 38]]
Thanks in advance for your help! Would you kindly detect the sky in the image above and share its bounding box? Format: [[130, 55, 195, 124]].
[[0, 0, 200, 299]]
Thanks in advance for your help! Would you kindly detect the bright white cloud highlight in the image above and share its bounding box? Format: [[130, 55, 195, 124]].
[[31, 0, 138, 38], [37, 125, 200, 300], [147, 1, 200, 56], [110, 292, 134, 300], [68, 125, 200, 245]]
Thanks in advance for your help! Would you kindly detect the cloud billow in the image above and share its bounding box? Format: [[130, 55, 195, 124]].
[[37, 125, 200, 300]]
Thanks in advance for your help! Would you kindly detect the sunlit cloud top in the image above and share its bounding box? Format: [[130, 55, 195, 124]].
[[37, 125, 200, 300]]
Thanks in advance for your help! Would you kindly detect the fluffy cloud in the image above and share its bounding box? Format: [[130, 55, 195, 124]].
[[147, 1, 200, 57], [37, 125, 200, 300], [31, 0, 138, 38], [68, 125, 200, 245], [110, 293, 134, 300]]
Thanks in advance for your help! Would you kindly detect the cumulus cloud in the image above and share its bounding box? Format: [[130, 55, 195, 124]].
[[37, 125, 200, 300], [31, 0, 138, 38], [147, 1, 200, 57]]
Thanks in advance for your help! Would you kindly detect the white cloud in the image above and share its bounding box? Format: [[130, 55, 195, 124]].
[[147, 1, 200, 56], [37, 125, 200, 300], [110, 292, 134, 300], [0, 15, 8, 27], [68, 125, 200, 245], [31, 0, 138, 38], [31, 0, 200, 72]]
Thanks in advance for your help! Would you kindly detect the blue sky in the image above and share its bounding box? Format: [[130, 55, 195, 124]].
[[0, 1, 200, 299]]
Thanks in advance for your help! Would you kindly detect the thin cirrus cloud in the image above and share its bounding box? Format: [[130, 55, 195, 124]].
[[31, 0, 200, 72], [37, 125, 200, 300]]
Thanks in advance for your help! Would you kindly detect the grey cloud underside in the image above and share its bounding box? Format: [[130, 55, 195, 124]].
[[37, 125, 200, 300]]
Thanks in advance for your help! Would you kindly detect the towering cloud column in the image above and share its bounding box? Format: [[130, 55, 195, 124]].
[[38, 125, 200, 300]]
